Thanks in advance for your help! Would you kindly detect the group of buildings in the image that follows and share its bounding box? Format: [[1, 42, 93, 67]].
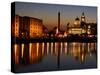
[[11, 12, 97, 39], [54, 12, 96, 37], [12, 15, 44, 38]]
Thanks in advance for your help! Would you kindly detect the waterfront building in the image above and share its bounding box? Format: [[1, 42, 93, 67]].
[[42, 25, 49, 37], [68, 13, 87, 35], [19, 16, 30, 38], [68, 17, 83, 35], [11, 15, 19, 37], [12, 15, 43, 38], [30, 17, 43, 38]]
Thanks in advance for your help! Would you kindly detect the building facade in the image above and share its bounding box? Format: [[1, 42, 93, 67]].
[[68, 13, 87, 35], [11, 15, 19, 37], [12, 15, 43, 38], [30, 17, 43, 38], [19, 16, 30, 38]]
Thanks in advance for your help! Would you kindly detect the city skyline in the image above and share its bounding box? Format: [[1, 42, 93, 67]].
[[15, 2, 97, 30], [11, 2, 97, 73]]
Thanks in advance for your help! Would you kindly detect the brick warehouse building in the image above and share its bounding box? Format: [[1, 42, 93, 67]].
[[11, 15, 43, 38]]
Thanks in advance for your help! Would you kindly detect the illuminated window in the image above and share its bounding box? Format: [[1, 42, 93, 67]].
[[88, 25, 91, 29]]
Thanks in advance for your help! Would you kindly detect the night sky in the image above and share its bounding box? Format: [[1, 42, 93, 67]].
[[15, 2, 97, 30]]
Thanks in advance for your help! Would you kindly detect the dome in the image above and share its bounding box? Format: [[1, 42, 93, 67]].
[[74, 16, 80, 27], [75, 17, 80, 21]]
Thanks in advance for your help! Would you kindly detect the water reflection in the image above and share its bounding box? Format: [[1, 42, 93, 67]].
[[14, 44, 20, 64], [12, 42, 97, 70]]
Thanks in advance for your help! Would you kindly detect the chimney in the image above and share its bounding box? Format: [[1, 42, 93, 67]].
[[58, 12, 60, 31]]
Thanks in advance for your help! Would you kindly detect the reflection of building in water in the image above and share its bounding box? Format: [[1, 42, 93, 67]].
[[42, 42, 45, 55], [21, 43, 24, 58], [22, 44, 29, 64], [13, 43, 43, 65], [80, 43, 85, 64], [60, 42, 63, 54], [72, 43, 81, 60], [55, 42, 58, 55], [29, 43, 43, 64], [64, 42, 68, 54], [87, 43, 97, 62], [13, 44, 20, 65], [50, 42, 53, 55], [87, 43, 90, 63], [47, 42, 49, 55], [13, 42, 97, 65], [80, 43, 97, 64]]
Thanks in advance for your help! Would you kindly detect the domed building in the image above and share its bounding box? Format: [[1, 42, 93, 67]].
[[68, 13, 87, 35], [74, 16, 80, 27], [68, 16, 83, 35]]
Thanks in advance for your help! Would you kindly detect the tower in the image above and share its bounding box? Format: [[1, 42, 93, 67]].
[[81, 12, 88, 34], [58, 12, 60, 31], [81, 12, 86, 22], [81, 12, 86, 28]]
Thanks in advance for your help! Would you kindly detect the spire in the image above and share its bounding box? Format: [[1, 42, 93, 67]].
[[82, 12, 84, 16], [58, 11, 60, 31], [81, 12, 86, 22]]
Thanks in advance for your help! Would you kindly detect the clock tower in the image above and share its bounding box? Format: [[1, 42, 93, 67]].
[[81, 12, 86, 28]]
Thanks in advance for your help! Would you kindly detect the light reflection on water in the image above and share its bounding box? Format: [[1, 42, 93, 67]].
[[12, 42, 97, 72]]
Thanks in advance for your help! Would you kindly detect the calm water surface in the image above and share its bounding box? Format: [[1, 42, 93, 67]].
[[12, 42, 97, 73]]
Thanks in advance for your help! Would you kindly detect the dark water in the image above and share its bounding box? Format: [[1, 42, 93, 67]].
[[12, 42, 97, 73]]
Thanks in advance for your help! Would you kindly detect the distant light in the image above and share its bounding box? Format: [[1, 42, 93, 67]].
[[88, 25, 91, 28], [88, 35, 94, 37]]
